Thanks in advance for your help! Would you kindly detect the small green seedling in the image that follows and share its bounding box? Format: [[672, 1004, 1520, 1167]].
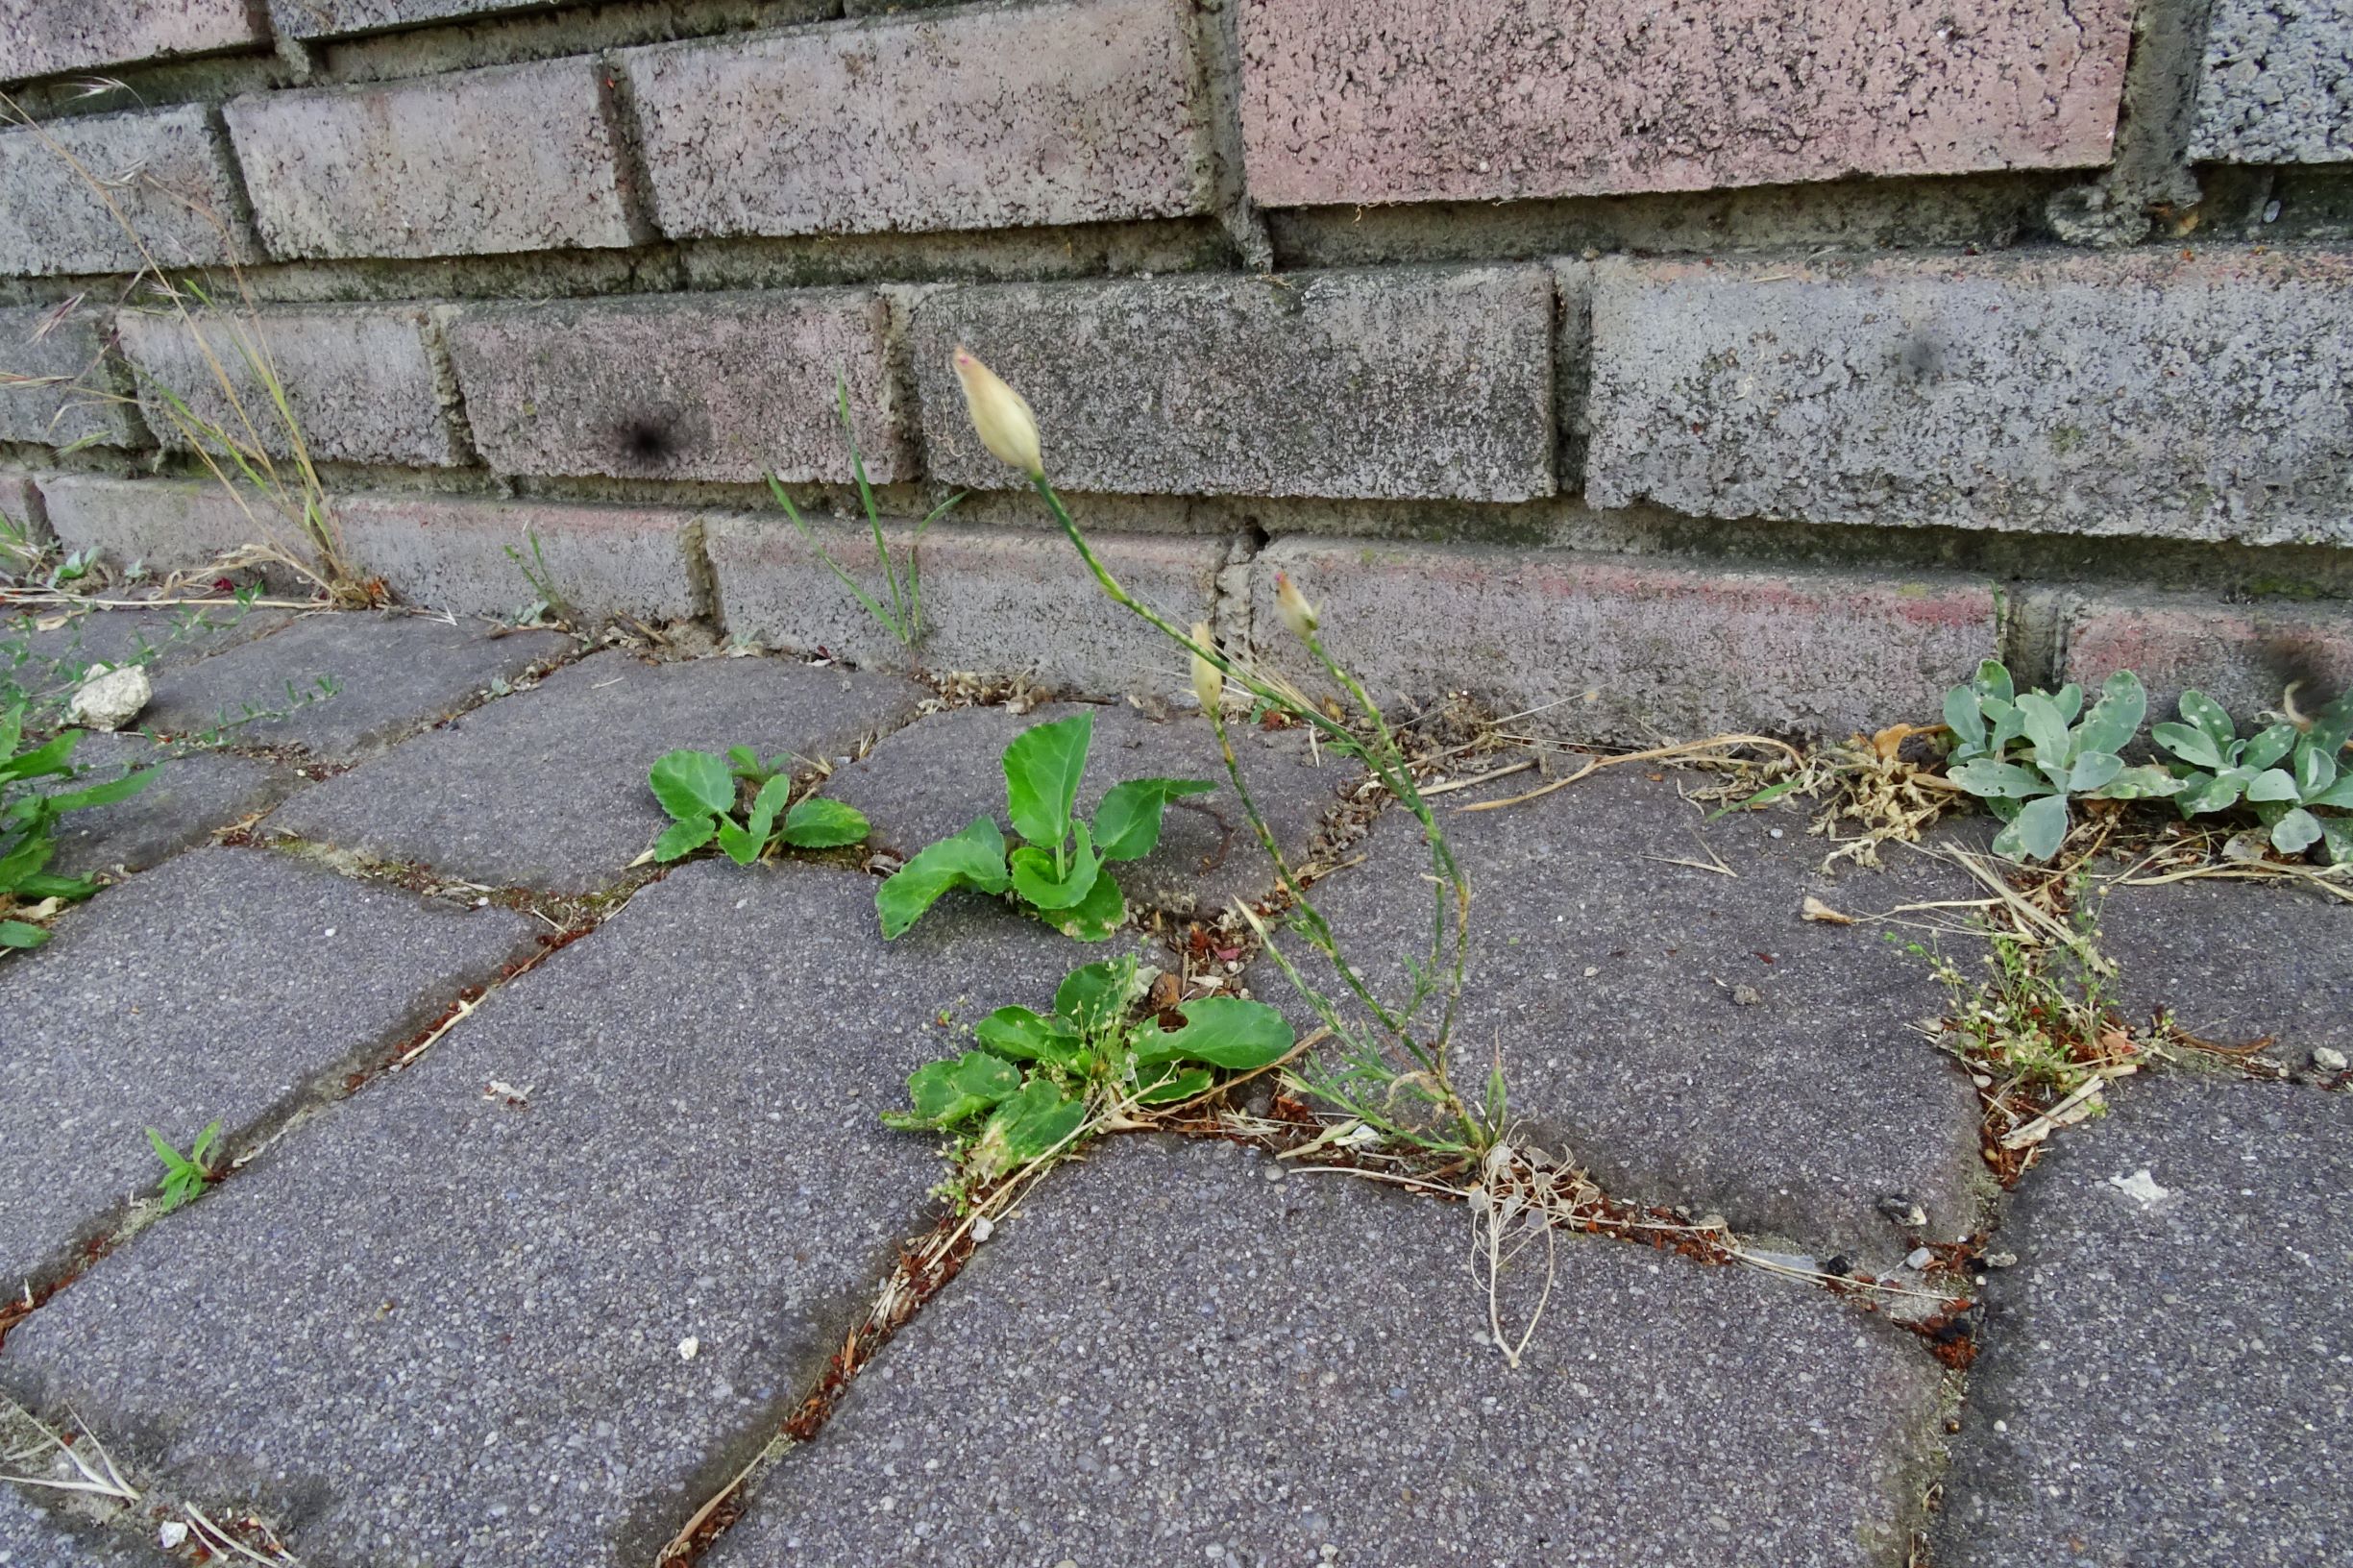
[[875, 709, 1213, 941], [647, 748, 870, 866], [1943, 663, 2182, 861], [145, 1120, 221, 1213], [884, 956, 1294, 1180]]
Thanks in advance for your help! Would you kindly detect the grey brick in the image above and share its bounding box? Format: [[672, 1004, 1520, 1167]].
[[223, 57, 637, 260], [2061, 589, 2353, 736], [1248, 535, 1997, 742], [0, 105, 257, 276], [0, 1483, 162, 1566], [266, 0, 578, 41], [336, 493, 705, 625], [2096, 876, 2353, 1055], [118, 305, 463, 467], [706, 514, 1224, 698], [1585, 250, 2353, 546], [619, 0, 1211, 241], [911, 266, 1556, 501], [448, 290, 902, 483], [2193, 0, 2353, 163], [0, 303, 138, 449], [47, 732, 302, 879], [0, 467, 44, 540], [0, 0, 265, 86], [38, 475, 311, 581]]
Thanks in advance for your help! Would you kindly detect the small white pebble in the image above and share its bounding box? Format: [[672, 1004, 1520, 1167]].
[[158, 1522, 188, 1550], [322, 927, 336, 938], [1905, 1247, 1935, 1271], [2313, 1046, 2347, 1072], [1767, 827, 1784, 839], [971, 1216, 994, 1241], [678, 1336, 699, 1361]]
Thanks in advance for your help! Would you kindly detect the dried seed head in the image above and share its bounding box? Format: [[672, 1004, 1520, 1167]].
[[1189, 622, 1222, 714], [1274, 571, 1318, 640], [949, 345, 1043, 478]]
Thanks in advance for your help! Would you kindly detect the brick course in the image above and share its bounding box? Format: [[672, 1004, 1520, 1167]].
[[1238, 0, 2133, 208], [0, 106, 258, 277], [0, 0, 267, 84], [118, 306, 463, 468], [911, 266, 1555, 502], [707, 514, 1223, 698], [37, 475, 309, 582], [336, 493, 705, 624], [0, 468, 44, 544], [619, 0, 1212, 240], [447, 291, 902, 484], [1248, 537, 1997, 741], [224, 59, 638, 261], [2193, 0, 2353, 163], [1583, 250, 2353, 547], [265, 1, 567, 41]]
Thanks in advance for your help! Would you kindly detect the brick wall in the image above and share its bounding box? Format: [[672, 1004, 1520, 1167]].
[[3, 0, 2350, 736]]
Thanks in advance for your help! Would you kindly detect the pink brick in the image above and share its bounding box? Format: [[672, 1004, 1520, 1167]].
[[118, 305, 462, 468], [337, 494, 703, 625], [37, 474, 317, 588], [224, 59, 637, 260], [1249, 537, 1996, 741], [2064, 594, 2353, 734], [1239, 0, 2133, 208], [707, 513, 1223, 698], [266, 1, 572, 42], [447, 291, 902, 483], [0, 0, 265, 84], [0, 105, 259, 276], [620, 0, 1211, 240]]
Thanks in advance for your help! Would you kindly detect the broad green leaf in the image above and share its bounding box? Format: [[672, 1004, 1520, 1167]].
[[43, 766, 156, 812], [780, 796, 870, 848], [1948, 759, 2049, 799], [1133, 1066, 1213, 1106], [1942, 683, 1987, 754], [714, 819, 764, 866], [2243, 723, 2299, 772], [2091, 765, 2188, 801], [1972, 660, 2015, 705], [2177, 770, 2247, 816], [1133, 996, 1295, 1069], [2322, 817, 2353, 866], [890, 1050, 1025, 1129], [0, 919, 48, 949], [2150, 722, 2222, 772], [1988, 703, 2028, 757], [0, 706, 20, 759], [1092, 777, 1217, 862], [12, 870, 99, 900], [969, 1077, 1088, 1178], [743, 776, 795, 845], [649, 750, 735, 822], [2016, 693, 2071, 767], [2073, 672, 2145, 759], [2245, 769, 2301, 804], [1002, 711, 1092, 849], [2309, 774, 2353, 809], [1054, 961, 1152, 1033], [2050, 684, 2084, 726], [2177, 690, 2236, 752], [1008, 822, 1101, 911], [974, 1006, 1085, 1066], [652, 816, 717, 862], [2067, 750, 2123, 794], [2310, 691, 2353, 756], [1997, 793, 2071, 862], [2270, 807, 2324, 856], [0, 732, 77, 785], [876, 818, 1012, 939], [0, 830, 57, 892], [1039, 865, 1126, 942], [2293, 739, 2337, 798]]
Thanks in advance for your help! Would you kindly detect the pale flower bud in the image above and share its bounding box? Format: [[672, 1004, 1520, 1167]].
[[1274, 571, 1318, 641], [1189, 622, 1222, 714], [949, 345, 1043, 478]]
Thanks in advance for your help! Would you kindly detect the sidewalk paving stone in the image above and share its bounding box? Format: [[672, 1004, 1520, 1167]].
[[824, 701, 1357, 916], [1242, 767, 1990, 1261], [8, 603, 292, 683], [266, 649, 927, 892], [0, 1487, 159, 1567], [0, 846, 538, 1289], [710, 1136, 1943, 1568], [1933, 1076, 2352, 1566], [0, 861, 1105, 1568], [2095, 875, 2353, 1056], [48, 732, 301, 878], [137, 611, 572, 763]]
